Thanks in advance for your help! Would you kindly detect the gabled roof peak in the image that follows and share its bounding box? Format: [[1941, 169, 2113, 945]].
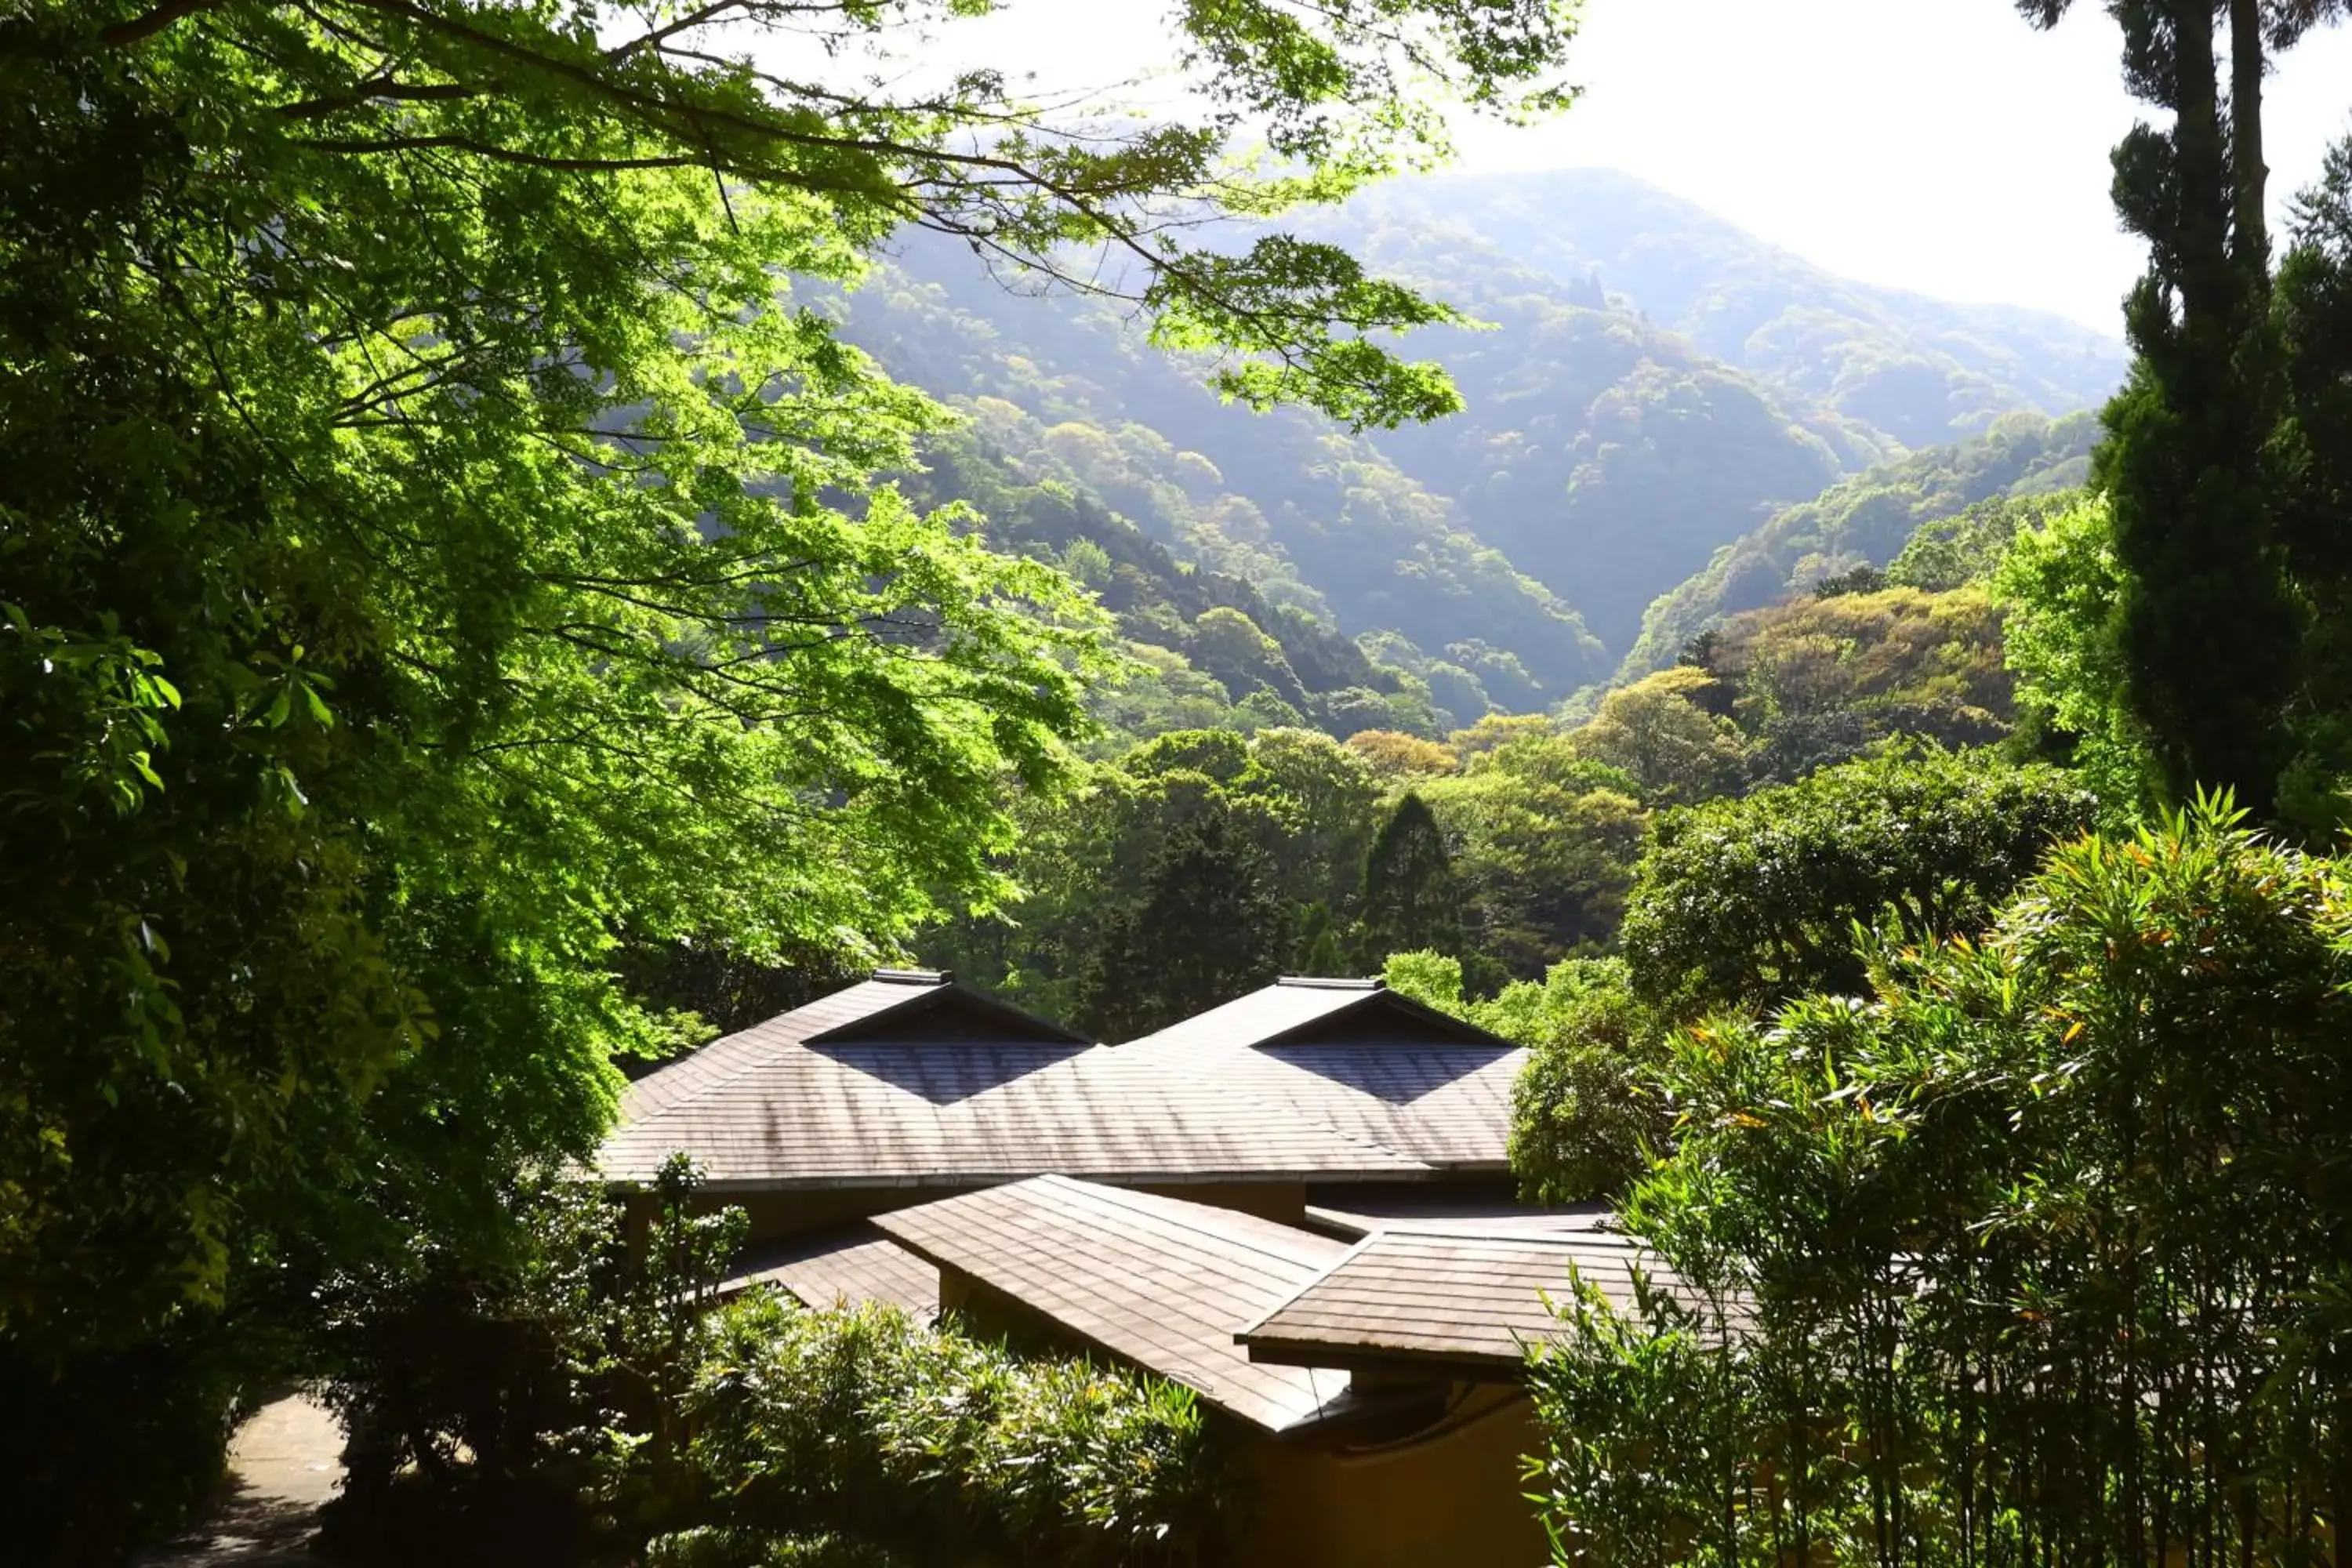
[[1276, 975, 1384, 990], [804, 975, 1086, 1047]]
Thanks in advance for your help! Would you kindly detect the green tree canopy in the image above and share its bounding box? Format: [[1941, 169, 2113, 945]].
[[2012, 0, 2345, 811], [1075, 808, 1286, 1040], [0, 0, 1579, 1541], [1415, 740, 1646, 976], [1618, 748, 2100, 1018], [1359, 790, 1465, 964], [1531, 799, 2352, 1567]]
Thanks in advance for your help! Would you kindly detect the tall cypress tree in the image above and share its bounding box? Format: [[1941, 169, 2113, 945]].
[[1359, 792, 1464, 964], [2016, 0, 2344, 809], [1076, 810, 1285, 1041]]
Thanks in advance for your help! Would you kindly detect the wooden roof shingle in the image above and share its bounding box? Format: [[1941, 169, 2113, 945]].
[[601, 974, 1428, 1189], [1237, 1228, 1730, 1374], [873, 1176, 1363, 1434], [1119, 978, 1526, 1170], [720, 1222, 940, 1320]]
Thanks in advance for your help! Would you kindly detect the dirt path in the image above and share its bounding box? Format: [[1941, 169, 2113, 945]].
[[141, 1394, 344, 1566]]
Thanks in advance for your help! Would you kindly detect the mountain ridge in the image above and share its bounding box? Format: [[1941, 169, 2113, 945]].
[[827, 168, 2125, 729]]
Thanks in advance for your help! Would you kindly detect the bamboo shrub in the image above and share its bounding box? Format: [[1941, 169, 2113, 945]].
[[1529, 799, 2352, 1567]]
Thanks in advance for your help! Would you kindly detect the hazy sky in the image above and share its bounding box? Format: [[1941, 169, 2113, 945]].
[[898, 0, 2352, 336], [1472, 0, 2352, 334]]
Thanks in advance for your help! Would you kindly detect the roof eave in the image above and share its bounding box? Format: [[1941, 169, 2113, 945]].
[[599, 1164, 1432, 1193], [1240, 1336, 1534, 1380]]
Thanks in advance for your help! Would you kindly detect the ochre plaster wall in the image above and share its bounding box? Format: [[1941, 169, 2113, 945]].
[[939, 1271, 1548, 1568], [1238, 1388, 1551, 1568]]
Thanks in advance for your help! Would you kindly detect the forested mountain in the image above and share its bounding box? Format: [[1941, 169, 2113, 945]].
[[824, 171, 2123, 713], [839, 242, 1615, 699], [1340, 171, 2129, 448], [1280, 214, 1863, 652], [1618, 411, 2097, 681]]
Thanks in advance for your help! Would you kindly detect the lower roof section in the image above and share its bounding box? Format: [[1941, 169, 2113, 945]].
[[874, 1175, 1363, 1436], [720, 1222, 940, 1321], [1237, 1228, 1738, 1377]]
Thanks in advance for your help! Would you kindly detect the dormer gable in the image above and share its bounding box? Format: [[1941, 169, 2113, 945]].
[[1248, 977, 1504, 1050], [803, 968, 1089, 1047]]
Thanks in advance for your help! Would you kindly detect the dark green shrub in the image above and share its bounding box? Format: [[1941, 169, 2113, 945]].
[[677, 1296, 1226, 1567], [314, 1156, 742, 1566], [1620, 746, 2099, 1017], [0, 1330, 256, 1566], [1530, 800, 2352, 1566]]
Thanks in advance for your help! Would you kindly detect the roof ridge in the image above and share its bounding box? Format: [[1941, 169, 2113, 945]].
[[622, 981, 1092, 1138], [1030, 1174, 1337, 1268], [1375, 1225, 1639, 1245], [1106, 1050, 1434, 1172], [619, 982, 898, 1128], [1229, 1229, 1381, 1342]]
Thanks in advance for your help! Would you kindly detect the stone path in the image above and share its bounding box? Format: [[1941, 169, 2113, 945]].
[[142, 1394, 344, 1566]]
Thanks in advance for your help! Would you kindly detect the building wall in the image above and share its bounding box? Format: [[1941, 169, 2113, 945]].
[[941, 1269, 1550, 1568], [1131, 1179, 1307, 1226], [1240, 1387, 1551, 1568], [720, 1185, 975, 1241]]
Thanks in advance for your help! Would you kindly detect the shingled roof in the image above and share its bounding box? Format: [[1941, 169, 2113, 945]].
[[1237, 1229, 1732, 1375], [1118, 978, 1525, 1170], [720, 1222, 939, 1319], [601, 971, 1425, 1189], [874, 1177, 1365, 1434]]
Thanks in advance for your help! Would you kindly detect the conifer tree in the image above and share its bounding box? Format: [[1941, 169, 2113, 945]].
[[2013, 0, 2343, 808], [1360, 792, 1465, 964], [1077, 811, 1285, 1040]]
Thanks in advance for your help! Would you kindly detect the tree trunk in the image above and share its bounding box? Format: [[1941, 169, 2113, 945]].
[[2228, 0, 2270, 280]]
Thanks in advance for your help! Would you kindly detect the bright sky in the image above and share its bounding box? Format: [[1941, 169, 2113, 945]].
[[881, 0, 2352, 336], [1467, 0, 2352, 333]]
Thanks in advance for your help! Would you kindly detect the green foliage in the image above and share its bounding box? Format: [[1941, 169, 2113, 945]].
[[2071, 0, 2302, 812], [930, 728, 1378, 1030], [680, 1297, 1222, 1568], [1076, 808, 1287, 1041], [1503, 962, 1673, 1206], [314, 1160, 1220, 1568], [1620, 748, 2100, 1018], [899, 421, 1515, 748], [1, 0, 1118, 1376], [855, 256, 1612, 699], [1570, 667, 1747, 804], [2273, 134, 2352, 832], [1702, 585, 2014, 784], [1414, 740, 1647, 976], [0, 1319, 269, 1565], [848, 170, 2126, 687], [1621, 415, 2098, 681], [1993, 495, 2162, 813], [0, 0, 1585, 1544], [312, 1155, 743, 1566], [1384, 950, 1669, 1203], [1531, 799, 2352, 1566], [1360, 793, 1467, 964], [1885, 488, 2084, 591]]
